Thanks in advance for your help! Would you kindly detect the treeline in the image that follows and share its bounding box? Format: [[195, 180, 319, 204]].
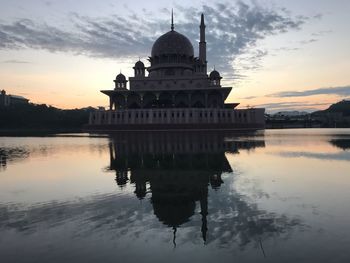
[[319, 100, 350, 116], [0, 104, 93, 131], [312, 100, 350, 128]]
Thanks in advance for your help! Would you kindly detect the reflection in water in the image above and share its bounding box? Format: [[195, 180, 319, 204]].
[[1, 131, 328, 263], [277, 150, 350, 161], [108, 132, 241, 244], [0, 147, 29, 171], [106, 132, 301, 248], [330, 139, 350, 150], [0, 137, 108, 171]]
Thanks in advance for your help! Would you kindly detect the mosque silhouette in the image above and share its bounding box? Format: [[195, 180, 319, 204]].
[[107, 131, 265, 244]]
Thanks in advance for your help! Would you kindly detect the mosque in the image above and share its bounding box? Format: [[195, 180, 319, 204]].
[[88, 12, 265, 130]]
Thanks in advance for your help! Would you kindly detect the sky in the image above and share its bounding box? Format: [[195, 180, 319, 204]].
[[0, 0, 349, 113]]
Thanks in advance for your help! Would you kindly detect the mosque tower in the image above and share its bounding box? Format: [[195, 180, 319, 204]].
[[199, 13, 207, 73]]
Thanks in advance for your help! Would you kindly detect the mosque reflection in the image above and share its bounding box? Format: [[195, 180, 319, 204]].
[[107, 131, 265, 243], [0, 147, 29, 171], [330, 138, 350, 150], [0, 132, 310, 254]]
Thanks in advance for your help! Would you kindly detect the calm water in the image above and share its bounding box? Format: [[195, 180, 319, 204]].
[[0, 129, 350, 263]]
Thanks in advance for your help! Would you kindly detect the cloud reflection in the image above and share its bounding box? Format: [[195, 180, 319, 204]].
[[277, 150, 350, 161], [0, 132, 304, 255]]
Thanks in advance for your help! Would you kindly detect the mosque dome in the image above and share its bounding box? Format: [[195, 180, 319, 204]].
[[151, 30, 194, 58], [134, 60, 145, 68], [209, 70, 221, 79], [152, 196, 195, 227], [115, 73, 126, 82]]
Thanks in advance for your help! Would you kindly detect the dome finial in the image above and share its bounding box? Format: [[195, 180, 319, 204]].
[[171, 8, 174, 31]]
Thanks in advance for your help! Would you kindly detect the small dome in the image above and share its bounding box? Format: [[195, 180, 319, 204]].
[[134, 60, 145, 68], [151, 30, 194, 58], [209, 70, 221, 79], [115, 73, 126, 82]]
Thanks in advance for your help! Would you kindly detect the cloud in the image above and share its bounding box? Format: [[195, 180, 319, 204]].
[[311, 30, 332, 37], [240, 85, 350, 103], [274, 46, 300, 52], [253, 101, 330, 113], [44, 1, 52, 7], [240, 95, 258, 99], [299, 38, 318, 45], [233, 49, 269, 73], [0, 1, 310, 79], [2, 59, 31, 64], [269, 85, 350, 98], [313, 13, 323, 20], [175, 1, 308, 75], [257, 102, 328, 108]]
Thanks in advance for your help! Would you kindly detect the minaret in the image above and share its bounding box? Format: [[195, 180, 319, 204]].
[[171, 9, 174, 31], [199, 13, 206, 63], [199, 13, 207, 74]]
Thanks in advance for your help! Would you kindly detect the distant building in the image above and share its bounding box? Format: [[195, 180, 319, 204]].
[[274, 111, 309, 117], [0, 90, 29, 107], [88, 12, 265, 131]]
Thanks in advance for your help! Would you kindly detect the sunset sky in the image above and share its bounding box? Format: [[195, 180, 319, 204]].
[[0, 0, 349, 113]]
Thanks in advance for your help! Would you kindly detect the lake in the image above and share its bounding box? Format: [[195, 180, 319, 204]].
[[1, 129, 350, 263]]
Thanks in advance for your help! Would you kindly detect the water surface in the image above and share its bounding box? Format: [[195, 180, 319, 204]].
[[1, 129, 350, 263]]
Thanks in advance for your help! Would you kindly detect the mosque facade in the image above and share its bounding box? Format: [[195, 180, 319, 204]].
[[88, 13, 265, 130]]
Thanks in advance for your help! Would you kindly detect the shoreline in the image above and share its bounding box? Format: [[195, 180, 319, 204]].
[[0, 128, 83, 136], [1, 127, 349, 137]]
